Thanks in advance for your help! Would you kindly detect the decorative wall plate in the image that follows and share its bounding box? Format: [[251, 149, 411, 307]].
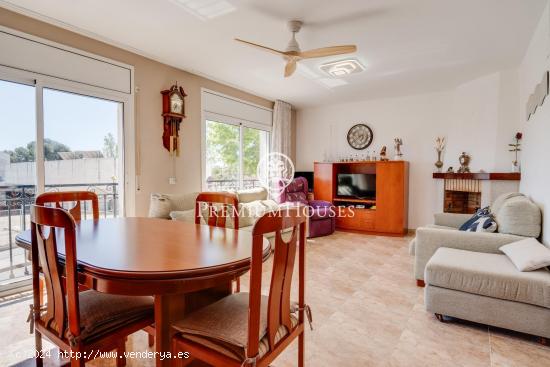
[[347, 124, 373, 150]]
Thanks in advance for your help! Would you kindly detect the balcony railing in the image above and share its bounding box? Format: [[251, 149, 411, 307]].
[[0, 183, 119, 296], [206, 178, 261, 191]]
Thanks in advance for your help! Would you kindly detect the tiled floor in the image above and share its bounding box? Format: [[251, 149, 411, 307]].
[[1, 231, 549, 366]]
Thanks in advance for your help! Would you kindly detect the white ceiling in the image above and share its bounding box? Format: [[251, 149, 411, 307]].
[[2, 0, 546, 107]]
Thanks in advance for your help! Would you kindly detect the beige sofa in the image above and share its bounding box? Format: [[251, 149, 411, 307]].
[[412, 192, 549, 339], [425, 246, 550, 339], [411, 192, 542, 283], [148, 187, 294, 245]]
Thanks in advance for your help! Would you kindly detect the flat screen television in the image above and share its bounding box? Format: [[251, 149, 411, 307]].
[[294, 171, 313, 192], [337, 173, 376, 199]]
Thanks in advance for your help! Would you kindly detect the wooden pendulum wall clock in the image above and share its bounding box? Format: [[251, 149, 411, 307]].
[[161, 84, 187, 156]]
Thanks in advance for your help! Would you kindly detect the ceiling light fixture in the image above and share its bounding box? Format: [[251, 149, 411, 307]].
[[171, 0, 236, 20], [320, 59, 365, 77]]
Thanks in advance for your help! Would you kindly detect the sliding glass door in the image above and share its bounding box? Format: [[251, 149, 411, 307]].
[[0, 79, 35, 295], [0, 78, 125, 296], [43, 89, 123, 218]]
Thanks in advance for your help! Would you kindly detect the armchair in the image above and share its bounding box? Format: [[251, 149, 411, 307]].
[[278, 177, 336, 238]]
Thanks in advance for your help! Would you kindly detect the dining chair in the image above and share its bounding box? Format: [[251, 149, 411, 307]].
[[35, 191, 100, 221], [32, 191, 100, 306], [195, 191, 240, 229], [171, 207, 311, 367], [30, 204, 154, 366], [195, 192, 241, 291]]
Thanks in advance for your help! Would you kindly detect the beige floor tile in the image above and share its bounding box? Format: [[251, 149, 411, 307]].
[[2, 230, 550, 366]]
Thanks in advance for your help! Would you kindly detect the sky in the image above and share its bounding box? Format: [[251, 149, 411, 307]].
[[0, 79, 120, 152]]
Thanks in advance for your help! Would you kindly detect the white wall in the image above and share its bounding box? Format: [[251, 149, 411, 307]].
[[296, 71, 520, 229], [519, 1, 550, 245], [1, 158, 118, 186]]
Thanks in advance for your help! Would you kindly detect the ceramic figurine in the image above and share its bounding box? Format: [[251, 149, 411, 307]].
[[380, 146, 389, 161], [457, 152, 471, 173]]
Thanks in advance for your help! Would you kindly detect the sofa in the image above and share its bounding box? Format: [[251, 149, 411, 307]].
[[411, 192, 549, 340], [148, 187, 293, 246], [278, 177, 335, 238], [425, 246, 550, 340], [411, 192, 542, 284]]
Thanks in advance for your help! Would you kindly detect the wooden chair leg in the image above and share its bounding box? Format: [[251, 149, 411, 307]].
[[70, 354, 85, 367], [117, 340, 127, 367], [35, 331, 43, 367], [298, 332, 304, 367], [172, 339, 194, 367], [234, 277, 240, 293], [148, 333, 155, 348]]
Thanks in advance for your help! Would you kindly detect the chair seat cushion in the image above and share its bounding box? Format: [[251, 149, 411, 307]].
[[74, 291, 153, 342], [172, 292, 298, 361], [425, 248, 550, 309]]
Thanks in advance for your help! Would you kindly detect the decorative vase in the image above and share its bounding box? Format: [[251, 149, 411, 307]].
[[435, 151, 444, 172], [512, 161, 521, 173]]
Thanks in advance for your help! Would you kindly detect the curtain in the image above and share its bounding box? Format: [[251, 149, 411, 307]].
[[271, 100, 292, 157]]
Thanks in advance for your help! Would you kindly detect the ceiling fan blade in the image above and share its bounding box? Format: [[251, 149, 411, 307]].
[[284, 59, 297, 77], [234, 38, 285, 56], [298, 45, 357, 59]]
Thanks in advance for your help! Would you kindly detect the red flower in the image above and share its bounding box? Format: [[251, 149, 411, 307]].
[[515, 132, 523, 140]]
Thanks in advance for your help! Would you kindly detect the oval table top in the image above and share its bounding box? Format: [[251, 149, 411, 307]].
[[15, 217, 270, 281]]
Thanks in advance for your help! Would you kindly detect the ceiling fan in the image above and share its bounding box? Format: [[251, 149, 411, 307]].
[[235, 20, 357, 77]]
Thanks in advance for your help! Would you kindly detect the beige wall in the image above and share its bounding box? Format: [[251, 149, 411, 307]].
[[0, 7, 276, 216]]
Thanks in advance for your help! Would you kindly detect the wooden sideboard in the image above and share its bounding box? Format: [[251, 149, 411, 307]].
[[314, 161, 409, 236]]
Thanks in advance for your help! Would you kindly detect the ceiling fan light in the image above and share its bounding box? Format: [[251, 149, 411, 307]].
[[320, 59, 365, 77]]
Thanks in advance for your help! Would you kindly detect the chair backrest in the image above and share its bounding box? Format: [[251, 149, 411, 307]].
[[195, 192, 239, 228], [279, 177, 309, 205], [31, 205, 81, 341], [36, 191, 100, 221], [247, 207, 306, 357]]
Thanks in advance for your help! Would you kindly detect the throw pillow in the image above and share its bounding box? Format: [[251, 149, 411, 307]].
[[464, 214, 497, 233], [148, 193, 172, 218], [500, 238, 550, 271], [170, 209, 196, 222], [459, 206, 490, 231]]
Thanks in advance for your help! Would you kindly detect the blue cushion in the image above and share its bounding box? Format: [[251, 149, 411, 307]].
[[464, 214, 498, 232], [459, 206, 490, 231]]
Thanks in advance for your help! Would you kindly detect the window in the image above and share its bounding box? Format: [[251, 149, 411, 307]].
[[204, 119, 269, 191], [202, 90, 272, 191]]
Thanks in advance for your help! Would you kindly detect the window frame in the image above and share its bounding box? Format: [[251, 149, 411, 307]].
[[201, 89, 272, 191], [0, 64, 134, 216]]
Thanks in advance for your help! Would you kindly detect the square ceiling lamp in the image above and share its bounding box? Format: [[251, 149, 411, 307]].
[[171, 0, 236, 20], [320, 59, 365, 77]]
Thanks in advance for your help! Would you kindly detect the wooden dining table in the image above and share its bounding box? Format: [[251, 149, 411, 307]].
[[15, 217, 271, 367]]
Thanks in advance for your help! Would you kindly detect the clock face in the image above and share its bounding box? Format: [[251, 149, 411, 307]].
[[170, 93, 183, 114], [347, 124, 373, 150]]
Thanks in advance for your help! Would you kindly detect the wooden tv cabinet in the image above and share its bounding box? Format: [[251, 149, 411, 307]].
[[314, 161, 409, 236]]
